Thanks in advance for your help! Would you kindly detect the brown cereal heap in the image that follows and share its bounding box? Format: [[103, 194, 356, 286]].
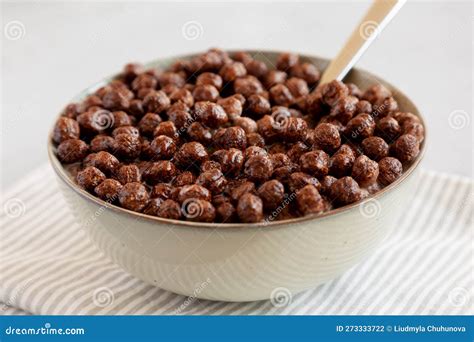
[[53, 49, 424, 223]]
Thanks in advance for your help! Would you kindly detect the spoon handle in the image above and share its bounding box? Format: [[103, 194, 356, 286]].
[[319, 0, 406, 85]]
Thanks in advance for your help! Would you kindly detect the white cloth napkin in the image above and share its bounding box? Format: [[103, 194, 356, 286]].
[[1, 164, 472, 315]]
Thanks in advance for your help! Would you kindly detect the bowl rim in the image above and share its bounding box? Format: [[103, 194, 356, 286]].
[[47, 50, 426, 229]]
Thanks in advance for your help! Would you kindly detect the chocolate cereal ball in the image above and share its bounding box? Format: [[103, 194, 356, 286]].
[[174, 142, 208, 168], [346, 83, 362, 98], [378, 157, 403, 185], [329, 95, 358, 125], [320, 80, 349, 107], [258, 180, 285, 210], [77, 166, 106, 191], [84, 151, 120, 176], [257, 115, 278, 142], [194, 102, 228, 128], [402, 120, 425, 142], [247, 94, 271, 116], [244, 154, 273, 182], [196, 72, 223, 90], [352, 155, 379, 187], [391, 134, 420, 163], [299, 150, 330, 178], [290, 63, 320, 85], [288, 172, 320, 193], [245, 146, 267, 160], [246, 59, 268, 79], [142, 161, 177, 184], [53, 117, 80, 144], [286, 77, 309, 98], [330, 177, 363, 205], [355, 100, 372, 114], [217, 126, 247, 150], [237, 193, 264, 223], [362, 84, 391, 104], [246, 133, 265, 147], [178, 184, 211, 202], [329, 145, 356, 178], [138, 113, 162, 136], [269, 84, 294, 107], [118, 182, 149, 212], [149, 135, 177, 160], [346, 113, 375, 140], [196, 169, 227, 194], [151, 183, 173, 199], [112, 111, 132, 128], [219, 62, 247, 82], [94, 179, 122, 201], [216, 202, 237, 223], [157, 199, 182, 220], [296, 185, 325, 215], [361, 136, 389, 161], [313, 123, 341, 153], [143, 197, 164, 216], [213, 148, 244, 175], [90, 135, 115, 153], [154, 121, 178, 139], [377, 116, 401, 141], [192, 84, 219, 102], [270, 153, 290, 169], [187, 122, 212, 145], [183, 199, 216, 222], [113, 125, 140, 138], [143, 90, 170, 114], [217, 96, 243, 120], [234, 76, 264, 98], [287, 141, 310, 163], [264, 70, 287, 89], [132, 73, 157, 91], [201, 160, 221, 172], [114, 133, 141, 160], [169, 88, 194, 107], [284, 117, 307, 143], [320, 175, 337, 196], [57, 139, 89, 163], [276, 52, 299, 71], [230, 181, 256, 203], [117, 164, 141, 185], [173, 171, 196, 187]]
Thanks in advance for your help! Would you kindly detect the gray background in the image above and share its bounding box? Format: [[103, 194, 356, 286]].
[[1, 1, 472, 191]]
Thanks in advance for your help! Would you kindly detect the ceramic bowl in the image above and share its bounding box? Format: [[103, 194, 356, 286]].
[[48, 51, 426, 302]]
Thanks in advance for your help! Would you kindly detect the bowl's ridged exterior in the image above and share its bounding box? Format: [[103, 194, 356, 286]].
[[49, 51, 425, 301]]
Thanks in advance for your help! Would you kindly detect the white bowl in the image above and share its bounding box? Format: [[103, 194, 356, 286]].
[[48, 51, 426, 302]]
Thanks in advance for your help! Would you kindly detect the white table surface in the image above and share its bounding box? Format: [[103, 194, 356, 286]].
[[1, 1, 472, 190]]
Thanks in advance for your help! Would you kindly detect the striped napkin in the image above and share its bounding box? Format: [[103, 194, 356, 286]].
[[1, 164, 472, 315]]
